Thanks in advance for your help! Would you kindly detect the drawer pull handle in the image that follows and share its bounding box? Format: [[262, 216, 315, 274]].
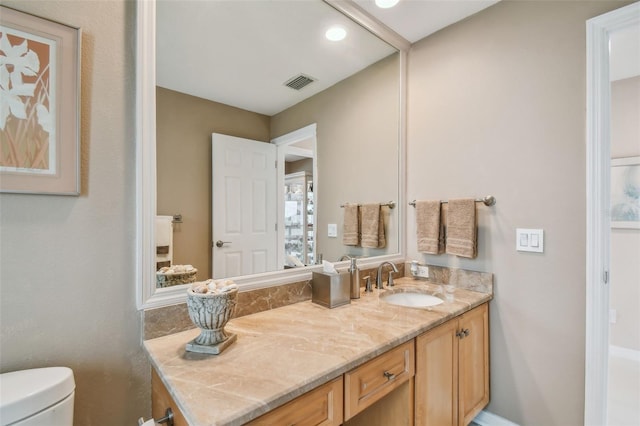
[[383, 371, 395, 380]]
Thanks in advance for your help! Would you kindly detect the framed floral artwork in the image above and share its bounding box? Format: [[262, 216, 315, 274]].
[[611, 156, 640, 229], [0, 7, 81, 195]]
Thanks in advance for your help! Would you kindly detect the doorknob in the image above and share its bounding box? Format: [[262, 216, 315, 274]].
[[215, 240, 231, 248]]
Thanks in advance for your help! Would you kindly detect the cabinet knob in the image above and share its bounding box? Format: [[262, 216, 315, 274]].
[[456, 329, 470, 339], [383, 371, 396, 380]]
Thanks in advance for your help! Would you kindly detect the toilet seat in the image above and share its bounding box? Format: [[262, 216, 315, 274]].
[[0, 367, 75, 426]]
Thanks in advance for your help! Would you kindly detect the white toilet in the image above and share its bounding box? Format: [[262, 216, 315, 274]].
[[0, 367, 75, 426]]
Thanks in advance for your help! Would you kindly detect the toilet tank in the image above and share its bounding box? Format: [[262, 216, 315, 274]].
[[0, 367, 75, 426]]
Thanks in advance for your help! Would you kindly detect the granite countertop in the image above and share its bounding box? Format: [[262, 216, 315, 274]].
[[144, 277, 492, 426]]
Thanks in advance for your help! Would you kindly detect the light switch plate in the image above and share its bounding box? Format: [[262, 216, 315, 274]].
[[328, 223, 337, 238], [516, 228, 544, 253]]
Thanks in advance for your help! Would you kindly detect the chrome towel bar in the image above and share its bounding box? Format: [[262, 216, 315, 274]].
[[340, 201, 396, 209], [409, 195, 496, 207]]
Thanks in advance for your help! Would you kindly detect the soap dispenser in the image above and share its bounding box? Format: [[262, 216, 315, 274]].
[[349, 257, 360, 299]]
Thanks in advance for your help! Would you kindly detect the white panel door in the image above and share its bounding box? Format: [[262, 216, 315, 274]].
[[212, 133, 277, 279]]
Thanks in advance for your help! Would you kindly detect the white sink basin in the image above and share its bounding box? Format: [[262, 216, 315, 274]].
[[380, 291, 443, 308]]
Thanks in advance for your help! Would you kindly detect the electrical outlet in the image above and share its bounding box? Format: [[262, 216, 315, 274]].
[[415, 265, 429, 278]]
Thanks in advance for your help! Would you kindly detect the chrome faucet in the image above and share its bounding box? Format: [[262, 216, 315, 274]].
[[376, 262, 399, 289], [363, 276, 373, 293]]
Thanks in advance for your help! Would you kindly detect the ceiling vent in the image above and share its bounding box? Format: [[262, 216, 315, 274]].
[[284, 74, 316, 91]]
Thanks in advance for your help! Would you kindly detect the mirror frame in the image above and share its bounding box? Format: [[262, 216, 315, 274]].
[[136, 0, 409, 309]]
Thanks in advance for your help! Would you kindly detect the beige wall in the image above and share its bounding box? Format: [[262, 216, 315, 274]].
[[0, 1, 147, 425], [406, 1, 626, 424], [156, 87, 270, 278], [157, 53, 400, 272], [272, 53, 400, 262], [0, 2, 632, 426], [610, 76, 640, 350], [285, 158, 313, 175], [612, 76, 640, 157]]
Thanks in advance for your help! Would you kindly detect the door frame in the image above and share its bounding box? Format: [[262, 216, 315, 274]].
[[585, 3, 640, 424], [271, 123, 318, 270]]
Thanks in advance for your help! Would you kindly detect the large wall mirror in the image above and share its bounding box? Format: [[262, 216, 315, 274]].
[[137, 0, 408, 309]]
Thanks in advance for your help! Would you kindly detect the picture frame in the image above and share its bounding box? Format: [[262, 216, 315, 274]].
[[611, 156, 640, 229], [0, 6, 81, 195]]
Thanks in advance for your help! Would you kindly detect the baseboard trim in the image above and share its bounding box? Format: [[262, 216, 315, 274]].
[[474, 410, 520, 426], [609, 345, 640, 362]]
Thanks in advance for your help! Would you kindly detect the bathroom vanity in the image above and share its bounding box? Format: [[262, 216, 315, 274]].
[[144, 277, 491, 425]]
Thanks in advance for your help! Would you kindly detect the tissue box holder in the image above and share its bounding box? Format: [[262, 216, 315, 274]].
[[312, 271, 350, 308]]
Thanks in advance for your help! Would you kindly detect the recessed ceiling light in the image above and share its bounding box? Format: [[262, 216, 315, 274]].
[[325, 26, 347, 41], [375, 0, 399, 8]]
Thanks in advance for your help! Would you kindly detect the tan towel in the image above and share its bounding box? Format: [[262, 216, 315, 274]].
[[416, 200, 442, 254], [377, 207, 386, 249], [439, 204, 447, 253], [445, 198, 477, 258], [342, 203, 360, 246], [361, 203, 385, 248]]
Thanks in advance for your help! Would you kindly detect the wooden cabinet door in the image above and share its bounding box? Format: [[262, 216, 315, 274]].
[[415, 319, 458, 426], [415, 303, 489, 426], [458, 303, 489, 426]]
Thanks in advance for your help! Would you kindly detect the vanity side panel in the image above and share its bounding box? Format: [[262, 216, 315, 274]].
[[152, 369, 189, 426]]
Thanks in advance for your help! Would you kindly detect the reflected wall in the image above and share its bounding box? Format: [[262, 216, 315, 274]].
[[156, 52, 400, 280]]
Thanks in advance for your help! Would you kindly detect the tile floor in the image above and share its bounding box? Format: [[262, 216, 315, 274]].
[[607, 349, 640, 426]]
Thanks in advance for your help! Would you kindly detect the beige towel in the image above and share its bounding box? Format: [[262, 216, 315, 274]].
[[342, 203, 360, 246], [377, 207, 386, 249], [445, 198, 477, 258], [440, 204, 447, 253], [416, 200, 442, 254], [361, 204, 385, 248]]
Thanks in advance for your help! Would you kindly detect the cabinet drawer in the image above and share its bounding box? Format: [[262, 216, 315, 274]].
[[247, 377, 343, 426], [345, 340, 415, 420]]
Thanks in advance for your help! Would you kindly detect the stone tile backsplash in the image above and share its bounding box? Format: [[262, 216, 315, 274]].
[[427, 264, 493, 294]]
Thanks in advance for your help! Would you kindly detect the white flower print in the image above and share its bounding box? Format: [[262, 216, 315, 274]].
[[0, 32, 40, 130], [36, 103, 51, 134], [0, 32, 40, 87]]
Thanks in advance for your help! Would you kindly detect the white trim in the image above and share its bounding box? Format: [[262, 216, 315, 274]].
[[136, 0, 157, 310], [273, 124, 318, 271], [398, 48, 407, 262], [609, 345, 640, 362], [272, 123, 317, 146], [473, 410, 520, 426], [136, 0, 409, 310], [585, 3, 640, 425], [611, 156, 640, 167], [323, 0, 411, 51]]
